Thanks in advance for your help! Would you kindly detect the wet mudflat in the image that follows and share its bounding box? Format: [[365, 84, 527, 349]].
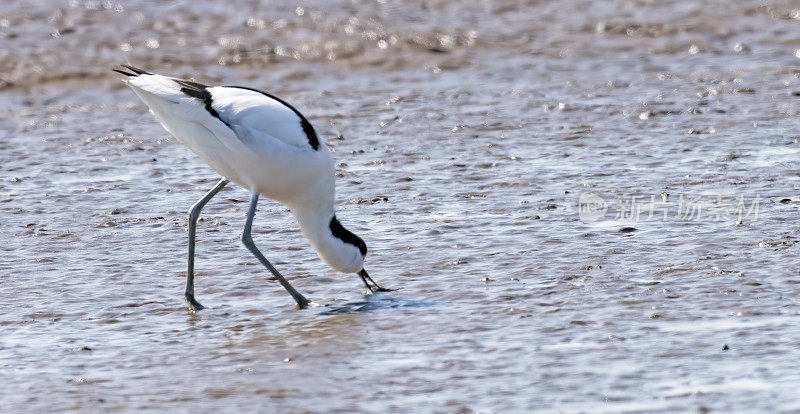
[[2, 0, 800, 412]]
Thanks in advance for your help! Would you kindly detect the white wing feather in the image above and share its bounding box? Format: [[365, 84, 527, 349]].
[[126, 76, 231, 148], [207, 86, 317, 151], [123, 73, 325, 192]]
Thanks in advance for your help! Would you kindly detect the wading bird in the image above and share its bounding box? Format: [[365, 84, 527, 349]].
[[113, 65, 390, 311]]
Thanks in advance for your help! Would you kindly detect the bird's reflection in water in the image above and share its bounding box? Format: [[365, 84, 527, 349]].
[[316, 293, 442, 315]]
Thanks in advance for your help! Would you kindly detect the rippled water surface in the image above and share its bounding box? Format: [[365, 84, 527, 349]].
[[2, 0, 800, 412]]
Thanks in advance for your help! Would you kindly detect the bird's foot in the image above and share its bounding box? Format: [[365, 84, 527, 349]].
[[359, 270, 393, 293], [295, 296, 310, 310], [185, 294, 205, 312]]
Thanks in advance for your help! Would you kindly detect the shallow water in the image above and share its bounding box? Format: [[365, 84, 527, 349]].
[[2, 0, 800, 412]]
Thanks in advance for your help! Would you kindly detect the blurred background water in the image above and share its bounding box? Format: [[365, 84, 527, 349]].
[[1, 0, 800, 412]]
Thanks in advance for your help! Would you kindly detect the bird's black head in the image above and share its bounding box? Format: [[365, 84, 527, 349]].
[[329, 215, 367, 257]]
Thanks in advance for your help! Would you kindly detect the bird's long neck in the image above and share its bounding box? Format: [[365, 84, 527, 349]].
[[290, 197, 365, 273], [291, 198, 336, 246], [291, 197, 341, 267]]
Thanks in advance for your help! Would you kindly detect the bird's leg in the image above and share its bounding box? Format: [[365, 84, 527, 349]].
[[358, 269, 394, 292], [241, 192, 309, 309], [186, 177, 229, 311], [359, 275, 373, 291]]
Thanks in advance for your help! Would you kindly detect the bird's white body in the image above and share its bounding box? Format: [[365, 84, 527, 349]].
[[124, 72, 364, 273]]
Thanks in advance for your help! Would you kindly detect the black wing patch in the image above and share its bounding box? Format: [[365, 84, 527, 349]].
[[225, 86, 320, 151], [174, 79, 230, 127], [329, 215, 367, 256], [113, 65, 226, 126]]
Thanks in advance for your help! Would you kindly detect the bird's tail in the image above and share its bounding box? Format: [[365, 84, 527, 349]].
[[112, 64, 188, 106], [112, 64, 152, 77]]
